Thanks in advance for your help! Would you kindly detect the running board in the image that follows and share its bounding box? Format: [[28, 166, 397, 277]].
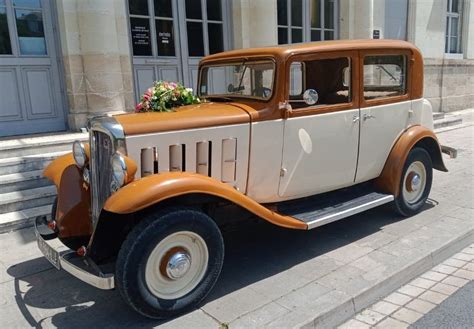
[[277, 190, 394, 230]]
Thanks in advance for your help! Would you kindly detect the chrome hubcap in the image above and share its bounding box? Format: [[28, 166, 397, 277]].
[[166, 251, 191, 279], [411, 174, 421, 192], [403, 161, 427, 204], [145, 231, 209, 300]]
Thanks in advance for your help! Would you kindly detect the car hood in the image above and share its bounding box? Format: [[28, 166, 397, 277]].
[[114, 102, 253, 136]]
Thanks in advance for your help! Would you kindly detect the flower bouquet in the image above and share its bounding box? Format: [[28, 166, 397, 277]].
[[135, 81, 201, 113]]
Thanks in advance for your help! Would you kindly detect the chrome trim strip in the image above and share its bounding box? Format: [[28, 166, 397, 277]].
[[306, 195, 394, 230]]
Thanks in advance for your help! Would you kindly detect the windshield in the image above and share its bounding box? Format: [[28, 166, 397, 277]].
[[199, 60, 275, 100]]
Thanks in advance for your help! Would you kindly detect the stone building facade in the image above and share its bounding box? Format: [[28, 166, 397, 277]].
[[0, 0, 472, 137]]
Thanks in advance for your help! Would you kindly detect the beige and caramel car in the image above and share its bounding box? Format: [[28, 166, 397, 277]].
[[35, 39, 452, 318]]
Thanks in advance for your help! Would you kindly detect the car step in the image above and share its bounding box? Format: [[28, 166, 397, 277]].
[[277, 188, 394, 230]]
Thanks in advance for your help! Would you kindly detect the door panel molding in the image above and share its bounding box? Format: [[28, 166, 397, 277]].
[[22, 67, 56, 119], [0, 67, 23, 121], [134, 65, 156, 98]]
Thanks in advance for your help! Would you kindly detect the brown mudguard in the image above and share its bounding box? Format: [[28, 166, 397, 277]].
[[43, 152, 92, 238], [103, 172, 307, 230], [375, 125, 448, 197], [43, 145, 138, 239]]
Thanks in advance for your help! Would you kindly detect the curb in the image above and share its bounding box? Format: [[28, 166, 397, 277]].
[[300, 229, 474, 328]]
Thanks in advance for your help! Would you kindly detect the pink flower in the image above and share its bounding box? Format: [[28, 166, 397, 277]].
[[135, 103, 143, 112], [146, 88, 153, 94], [143, 94, 150, 101]]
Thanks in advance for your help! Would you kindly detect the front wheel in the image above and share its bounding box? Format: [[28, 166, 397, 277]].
[[394, 147, 433, 216], [116, 208, 224, 319]]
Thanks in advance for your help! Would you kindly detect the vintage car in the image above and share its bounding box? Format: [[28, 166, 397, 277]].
[[35, 39, 451, 318]]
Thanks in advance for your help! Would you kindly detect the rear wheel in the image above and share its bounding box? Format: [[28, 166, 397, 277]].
[[394, 147, 433, 216], [116, 208, 224, 319]]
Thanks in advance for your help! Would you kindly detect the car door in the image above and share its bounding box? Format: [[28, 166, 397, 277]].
[[278, 51, 361, 199], [355, 50, 413, 183]]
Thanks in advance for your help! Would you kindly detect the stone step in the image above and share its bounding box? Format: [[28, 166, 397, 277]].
[[0, 204, 52, 234], [0, 170, 52, 193], [434, 114, 463, 130], [432, 112, 445, 120], [0, 185, 56, 214], [0, 151, 68, 175], [0, 132, 87, 158]]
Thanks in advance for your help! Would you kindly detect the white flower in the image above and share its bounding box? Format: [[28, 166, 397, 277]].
[[186, 88, 193, 92]]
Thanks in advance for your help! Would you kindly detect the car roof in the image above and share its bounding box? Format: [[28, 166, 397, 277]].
[[201, 39, 421, 64]]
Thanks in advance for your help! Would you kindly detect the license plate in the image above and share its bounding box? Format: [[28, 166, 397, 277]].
[[36, 233, 61, 270]]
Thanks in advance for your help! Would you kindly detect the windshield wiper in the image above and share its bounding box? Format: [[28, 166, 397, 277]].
[[236, 59, 247, 93]]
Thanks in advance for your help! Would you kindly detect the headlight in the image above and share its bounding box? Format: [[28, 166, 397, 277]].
[[111, 153, 127, 190], [73, 141, 87, 168]]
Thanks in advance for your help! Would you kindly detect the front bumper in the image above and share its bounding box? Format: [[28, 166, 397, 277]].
[[35, 216, 115, 290]]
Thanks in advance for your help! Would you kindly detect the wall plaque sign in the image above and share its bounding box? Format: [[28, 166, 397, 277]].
[[130, 17, 152, 56], [373, 30, 380, 39]]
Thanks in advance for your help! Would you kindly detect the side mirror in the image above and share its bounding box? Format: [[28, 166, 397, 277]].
[[303, 89, 319, 105]]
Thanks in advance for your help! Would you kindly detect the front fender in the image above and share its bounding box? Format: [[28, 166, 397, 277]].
[[44, 153, 75, 188], [43, 143, 90, 187], [103, 172, 307, 230], [375, 125, 447, 197], [43, 152, 92, 239]]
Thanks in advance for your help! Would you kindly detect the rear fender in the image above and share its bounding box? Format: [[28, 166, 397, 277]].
[[103, 172, 307, 230], [375, 125, 447, 197]]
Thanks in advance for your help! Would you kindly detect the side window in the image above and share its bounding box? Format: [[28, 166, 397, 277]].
[[363, 55, 407, 100], [289, 57, 351, 109]]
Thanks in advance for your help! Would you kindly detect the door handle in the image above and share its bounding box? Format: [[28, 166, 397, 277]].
[[363, 114, 376, 121], [352, 115, 360, 123]]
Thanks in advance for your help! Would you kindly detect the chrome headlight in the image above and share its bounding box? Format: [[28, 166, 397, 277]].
[[111, 153, 127, 191], [73, 141, 87, 168]]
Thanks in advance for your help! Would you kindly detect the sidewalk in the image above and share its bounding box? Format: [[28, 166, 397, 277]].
[[339, 244, 474, 328], [0, 123, 472, 328]]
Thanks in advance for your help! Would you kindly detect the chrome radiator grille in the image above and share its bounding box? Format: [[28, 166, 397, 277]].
[[90, 130, 114, 225]]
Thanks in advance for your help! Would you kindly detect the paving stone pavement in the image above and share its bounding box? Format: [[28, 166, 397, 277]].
[[338, 244, 474, 329], [0, 123, 473, 328]]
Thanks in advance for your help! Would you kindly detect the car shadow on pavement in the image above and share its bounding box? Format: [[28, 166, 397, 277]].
[[6, 202, 435, 328]]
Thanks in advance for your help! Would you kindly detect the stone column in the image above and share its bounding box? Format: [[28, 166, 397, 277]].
[[407, 0, 447, 58], [56, 0, 134, 131], [232, 0, 278, 49], [340, 0, 374, 40]]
